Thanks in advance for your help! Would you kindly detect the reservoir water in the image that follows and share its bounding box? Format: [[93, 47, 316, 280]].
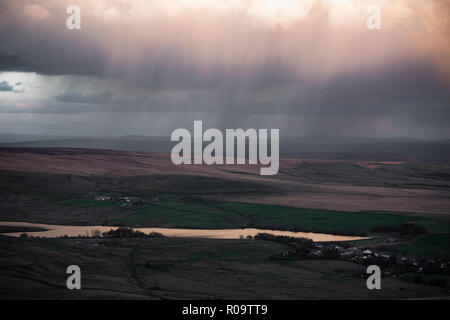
[[0, 221, 368, 242]]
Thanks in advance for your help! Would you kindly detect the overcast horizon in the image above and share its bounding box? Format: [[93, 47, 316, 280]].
[[0, 0, 449, 139]]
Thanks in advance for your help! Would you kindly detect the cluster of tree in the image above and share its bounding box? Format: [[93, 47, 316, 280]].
[[102, 227, 164, 238], [413, 275, 449, 289], [372, 223, 426, 235], [254, 233, 314, 248]]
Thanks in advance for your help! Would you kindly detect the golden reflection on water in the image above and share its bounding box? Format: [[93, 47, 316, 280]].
[[0, 221, 368, 242]]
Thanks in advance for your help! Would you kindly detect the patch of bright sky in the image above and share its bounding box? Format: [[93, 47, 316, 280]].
[[90, 0, 371, 27], [0, 72, 48, 100], [0, 72, 121, 104]]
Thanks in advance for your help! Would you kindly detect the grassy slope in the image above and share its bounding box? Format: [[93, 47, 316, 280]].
[[397, 233, 450, 259], [0, 235, 446, 299], [108, 197, 450, 258], [60, 199, 119, 208], [111, 197, 423, 233], [49, 194, 450, 258]]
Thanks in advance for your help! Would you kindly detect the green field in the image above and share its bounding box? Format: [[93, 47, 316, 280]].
[[214, 202, 420, 234], [57, 195, 450, 258], [397, 233, 450, 259], [115, 201, 236, 229], [112, 197, 428, 235], [60, 198, 118, 208]]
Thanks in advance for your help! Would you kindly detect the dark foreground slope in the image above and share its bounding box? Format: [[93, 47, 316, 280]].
[[0, 235, 447, 300]]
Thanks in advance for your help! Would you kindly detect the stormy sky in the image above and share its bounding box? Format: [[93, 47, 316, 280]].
[[0, 0, 449, 139]]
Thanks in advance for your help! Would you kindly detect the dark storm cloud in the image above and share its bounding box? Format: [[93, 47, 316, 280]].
[[0, 0, 449, 138], [0, 81, 14, 91], [55, 92, 114, 104], [0, 54, 33, 72], [49, 59, 449, 126], [0, 80, 25, 93], [2, 0, 447, 88], [294, 61, 450, 117]]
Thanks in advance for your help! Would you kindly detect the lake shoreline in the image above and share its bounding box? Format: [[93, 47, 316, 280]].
[[0, 221, 369, 242]]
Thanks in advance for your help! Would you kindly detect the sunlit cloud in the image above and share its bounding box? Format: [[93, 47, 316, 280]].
[[0, 0, 449, 138]]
